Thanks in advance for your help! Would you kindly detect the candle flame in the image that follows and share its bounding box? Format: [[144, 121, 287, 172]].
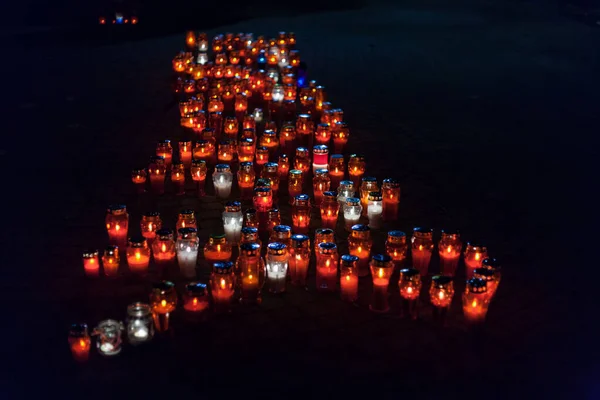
[[155, 169, 159, 174], [217, 244, 221, 252], [79, 339, 86, 348], [325, 259, 330, 268], [161, 299, 167, 307], [438, 291, 445, 300], [327, 210, 332, 217], [446, 245, 452, 253], [220, 278, 226, 290], [182, 221, 185, 228], [345, 275, 350, 281], [357, 246, 362, 253], [248, 274, 253, 280], [148, 222, 153, 231], [115, 224, 120, 231], [193, 297, 198, 306], [407, 286, 413, 294], [471, 299, 478, 308], [108, 258, 113, 264], [377, 268, 384, 278], [161, 243, 166, 252], [89, 258, 94, 264], [135, 252, 141, 260]]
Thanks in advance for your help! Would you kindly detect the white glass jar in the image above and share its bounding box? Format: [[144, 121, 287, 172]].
[[212, 164, 233, 199], [266, 242, 288, 293], [343, 197, 362, 231], [222, 201, 243, 244], [177, 227, 199, 278], [367, 191, 383, 229]]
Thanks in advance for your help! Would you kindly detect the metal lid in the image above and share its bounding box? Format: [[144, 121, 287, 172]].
[[149, 155, 165, 164], [345, 197, 361, 206], [127, 302, 151, 317], [143, 211, 160, 218], [330, 154, 344, 161], [317, 123, 330, 130], [240, 242, 261, 255], [399, 268, 420, 280], [278, 154, 289, 162], [361, 176, 377, 183], [313, 145, 329, 154], [466, 278, 488, 293], [239, 161, 254, 172], [341, 254, 359, 264], [295, 147, 309, 156], [267, 242, 287, 255], [263, 129, 277, 137], [317, 242, 337, 254], [294, 194, 310, 205], [255, 178, 272, 188], [413, 227, 433, 236], [349, 154, 365, 162], [157, 139, 172, 147], [82, 249, 98, 258], [323, 191, 337, 199], [466, 241, 487, 251], [383, 178, 400, 188], [256, 145, 269, 152], [152, 280, 175, 294], [179, 209, 195, 217], [339, 180, 354, 189], [103, 245, 119, 256], [473, 267, 495, 282], [254, 187, 272, 196], [239, 137, 255, 146], [273, 225, 292, 236], [268, 208, 280, 218], [371, 254, 392, 266], [482, 257, 501, 271], [315, 169, 329, 177], [128, 236, 147, 247], [213, 261, 234, 274], [107, 204, 127, 214], [185, 282, 208, 296], [368, 191, 382, 201], [245, 208, 257, 216], [69, 323, 88, 335], [191, 159, 207, 168], [431, 275, 453, 288], [289, 169, 303, 177], [215, 164, 231, 172], [388, 230, 406, 239], [297, 113, 311, 120], [156, 229, 174, 240], [132, 168, 146, 175], [178, 227, 198, 239], [315, 228, 334, 237], [208, 233, 227, 244], [441, 229, 460, 237], [265, 162, 278, 172], [225, 201, 242, 212], [291, 234, 310, 247]]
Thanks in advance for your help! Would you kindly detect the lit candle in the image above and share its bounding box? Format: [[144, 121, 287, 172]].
[[82, 249, 100, 278], [253, 186, 273, 213], [314, 228, 335, 254], [237, 162, 255, 200], [177, 228, 199, 278], [101, 245, 120, 277], [140, 211, 161, 242], [126, 237, 150, 274], [151, 229, 176, 264], [385, 230, 407, 268], [313, 169, 331, 206], [270, 225, 292, 253], [191, 159, 207, 197], [150, 281, 177, 332], [359, 177, 378, 217], [481, 257, 502, 299], [236, 242, 265, 304], [278, 154, 290, 180], [217, 140, 235, 163], [244, 210, 259, 230], [367, 192, 383, 229], [259, 130, 279, 158], [126, 302, 154, 345], [332, 122, 349, 153], [211, 262, 236, 313], [328, 154, 345, 190], [235, 93, 248, 114], [266, 208, 281, 234], [288, 169, 303, 203], [438, 230, 462, 276], [462, 278, 490, 324], [183, 282, 210, 315], [261, 162, 280, 194], [320, 191, 339, 229], [411, 227, 434, 276], [105, 204, 129, 248], [171, 162, 186, 195], [266, 243, 288, 293], [429, 275, 454, 309], [348, 224, 373, 277], [292, 194, 311, 234], [204, 234, 232, 264], [289, 234, 311, 287], [339, 255, 359, 302], [186, 30, 196, 48], [314, 86, 326, 111], [93, 319, 124, 356], [382, 178, 401, 221], [348, 154, 366, 189], [315, 123, 331, 145], [370, 254, 394, 313], [193, 139, 215, 165], [178, 141, 193, 168], [224, 116, 239, 138], [223, 201, 243, 245], [316, 242, 338, 292], [337, 180, 355, 207], [176, 209, 197, 231], [131, 168, 147, 194], [343, 198, 362, 231], [148, 156, 166, 195], [238, 138, 256, 163], [68, 324, 91, 362], [464, 242, 488, 279], [213, 164, 233, 199], [294, 147, 311, 177], [255, 146, 269, 170], [280, 124, 296, 153], [156, 139, 173, 170], [399, 268, 422, 319]]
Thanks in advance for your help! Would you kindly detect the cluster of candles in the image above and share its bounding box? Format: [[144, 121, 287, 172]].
[[70, 31, 502, 361]]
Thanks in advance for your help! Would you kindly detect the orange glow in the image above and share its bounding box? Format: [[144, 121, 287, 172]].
[[438, 291, 445, 300], [161, 244, 166, 253], [148, 223, 153, 231], [99, 17, 106, 24], [220, 278, 226, 290], [115, 224, 120, 231], [325, 259, 330, 268], [418, 244, 423, 251], [131, 17, 138, 24], [447, 246, 452, 253], [377, 268, 384, 279], [345, 275, 351, 281], [135, 252, 141, 261], [407, 287, 413, 294], [192, 298, 198, 306], [475, 252, 481, 261], [106, 223, 110, 229], [181, 221, 185, 228], [79, 339, 86, 348], [217, 244, 221, 252], [471, 299, 478, 308], [161, 299, 167, 307], [89, 259, 94, 264]]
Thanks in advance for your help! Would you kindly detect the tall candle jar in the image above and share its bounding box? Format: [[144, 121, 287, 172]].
[[339, 255, 359, 302], [148, 155, 166, 194], [382, 178, 401, 221], [315, 123, 331, 145], [266, 243, 288, 293], [140, 211, 162, 242], [156, 139, 173, 169], [332, 122, 349, 153], [288, 169, 304, 203], [224, 116, 239, 138], [278, 154, 290, 180], [253, 187, 273, 213], [131, 168, 147, 194], [348, 224, 373, 277], [411, 227, 434, 276], [399, 268, 421, 319], [320, 191, 339, 229], [152, 229, 176, 265], [68, 323, 91, 362], [255, 146, 269, 169], [385, 230, 407, 268], [126, 302, 154, 345], [438, 230, 462, 276], [149, 281, 177, 332], [176, 209, 197, 231], [261, 162, 280, 193], [370, 254, 394, 313], [313, 169, 331, 205], [328, 154, 345, 190], [238, 138, 256, 162], [93, 320, 123, 356], [171, 162, 186, 195], [316, 242, 338, 292], [462, 278, 490, 325], [481, 257, 502, 298], [102, 245, 120, 277], [236, 242, 265, 304], [223, 201, 243, 244], [292, 194, 311, 234], [126, 237, 150, 274], [289, 234, 311, 286], [337, 180, 355, 206], [177, 227, 199, 278], [348, 154, 366, 189], [294, 147, 311, 177], [213, 164, 233, 199], [270, 225, 292, 250], [367, 192, 383, 229], [360, 177, 379, 217], [106, 204, 129, 248], [204, 233, 232, 264], [182, 282, 210, 318], [82, 249, 100, 278], [280, 124, 296, 150], [314, 228, 335, 254], [343, 198, 362, 231], [194, 140, 215, 164], [259, 130, 279, 157], [179, 140, 193, 168], [191, 159, 207, 197], [210, 262, 235, 313], [312, 145, 329, 173], [464, 242, 488, 279]]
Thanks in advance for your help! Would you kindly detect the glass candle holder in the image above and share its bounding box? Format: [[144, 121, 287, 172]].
[[131, 168, 147, 194], [204, 233, 233, 264], [270, 225, 292, 251], [152, 229, 176, 265], [294, 147, 311, 177], [191, 159, 207, 197], [463, 278, 490, 324], [292, 194, 311, 234], [385, 230, 407, 268], [348, 154, 366, 189], [193, 140, 215, 164], [150, 281, 177, 332], [240, 226, 261, 252], [283, 83, 296, 101], [399, 268, 422, 319], [244, 209, 259, 229], [337, 180, 355, 206], [140, 211, 162, 242], [217, 140, 235, 163], [370, 254, 394, 313], [252, 109, 264, 124], [266, 243, 288, 293], [288, 169, 304, 203], [68, 323, 91, 362], [472, 268, 497, 302], [223, 201, 243, 244], [411, 227, 434, 276], [280, 124, 296, 150], [82, 249, 100, 278], [236, 161, 254, 200], [186, 30, 196, 48], [177, 228, 199, 278], [106, 204, 129, 248], [156, 140, 173, 169], [102, 245, 120, 277], [313, 145, 329, 166], [172, 54, 186, 73], [382, 178, 401, 221], [148, 156, 166, 194], [330, 108, 343, 126], [438, 230, 462, 276], [253, 188, 273, 231], [320, 191, 339, 229], [261, 162, 280, 193], [481, 257, 502, 298], [313, 169, 331, 206], [316, 242, 338, 292], [255, 146, 269, 169], [278, 154, 290, 180], [343, 198, 362, 231], [314, 85, 326, 110], [183, 282, 210, 315], [208, 96, 224, 113], [241, 127, 256, 141], [348, 224, 372, 277], [235, 93, 248, 113], [238, 138, 256, 162], [360, 177, 379, 216], [126, 237, 150, 274], [236, 242, 265, 304], [315, 123, 331, 145], [464, 242, 488, 279], [314, 228, 335, 253], [213, 164, 233, 199], [367, 192, 383, 229], [224, 116, 239, 137], [126, 302, 154, 345], [429, 275, 454, 309], [272, 84, 285, 102], [260, 130, 279, 156], [93, 320, 123, 356], [289, 234, 310, 286], [176, 209, 197, 231], [267, 208, 281, 234], [332, 122, 349, 153], [178, 140, 193, 168], [339, 255, 359, 302], [327, 154, 345, 190]]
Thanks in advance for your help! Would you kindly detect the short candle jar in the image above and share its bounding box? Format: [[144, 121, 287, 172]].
[[266, 243, 289, 293], [332, 122, 350, 153], [152, 229, 176, 265], [289, 234, 311, 287], [213, 164, 233, 199], [481, 257, 502, 298], [193, 140, 215, 164], [292, 194, 311, 234], [316, 242, 339, 292], [126, 237, 150, 274], [315, 123, 331, 145], [149, 281, 177, 332], [411, 227, 434, 277], [191, 159, 208, 197], [360, 177, 379, 217], [176, 209, 197, 231], [101, 245, 120, 277], [270, 225, 292, 251], [438, 230, 462, 277], [399, 268, 422, 319], [93, 320, 123, 356], [217, 140, 235, 163], [370, 254, 394, 313], [320, 191, 339, 229], [131, 168, 147, 194], [183, 282, 211, 316], [382, 178, 401, 221], [204, 233, 233, 265], [68, 323, 91, 362], [464, 242, 488, 279], [126, 302, 154, 345], [177, 228, 199, 278], [348, 154, 366, 189], [223, 201, 243, 244], [339, 255, 359, 302], [236, 242, 265, 304], [385, 230, 407, 268], [211, 262, 236, 313], [314, 228, 335, 254], [140, 211, 162, 242], [313, 169, 331, 205], [106, 204, 129, 248], [223, 116, 239, 138], [259, 130, 279, 158], [82, 249, 100, 278], [238, 138, 256, 162], [462, 278, 490, 325], [337, 180, 355, 207], [429, 275, 455, 309], [343, 198, 362, 231]]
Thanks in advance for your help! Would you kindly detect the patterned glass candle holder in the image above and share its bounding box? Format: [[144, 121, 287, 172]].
[[217, 140, 235, 163], [223, 201, 243, 245], [337, 180, 355, 206], [438, 230, 462, 276], [193, 140, 215, 164], [320, 191, 339, 229], [411, 227, 434, 277], [332, 122, 349, 153], [238, 138, 256, 162], [399, 268, 421, 319], [210, 262, 236, 313], [224, 116, 239, 137], [183, 282, 210, 317], [315, 123, 331, 145], [473, 268, 498, 302], [93, 320, 123, 356], [177, 228, 199, 278], [385, 230, 407, 268], [382, 178, 401, 221], [82, 249, 100, 278], [462, 278, 490, 325], [370, 254, 394, 313], [126, 237, 150, 274], [339, 255, 359, 302], [266, 243, 288, 293], [292, 194, 311, 234], [204, 233, 232, 264], [213, 164, 233, 199], [126, 302, 154, 345], [148, 156, 166, 194], [236, 242, 265, 304], [313, 169, 331, 206], [429, 275, 454, 311], [367, 192, 383, 229], [152, 229, 176, 265], [140, 211, 161, 242], [294, 147, 311, 177], [132, 168, 147, 194], [289, 234, 310, 287], [316, 242, 338, 292], [191, 159, 208, 197], [314, 228, 335, 253], [150, 281, 177, 332], [359, 177, 379, 217], [464, 242, 488, 279], [288, 169, 303, 203], [102, 245, 120, 277], [156, 140, 173, 169], [106, 204, 129, 248], [68, 323, 91, 362], [348, 154, 366, 189], [348, 224, 372, 277], [343, 198, 362, 231], [481, 257, 502, 298], [176, 209, 197, 231], [261, 162, 280, 193]]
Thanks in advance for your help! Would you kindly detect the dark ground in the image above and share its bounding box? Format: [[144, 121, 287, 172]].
[[1, 0, 598, 398]]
